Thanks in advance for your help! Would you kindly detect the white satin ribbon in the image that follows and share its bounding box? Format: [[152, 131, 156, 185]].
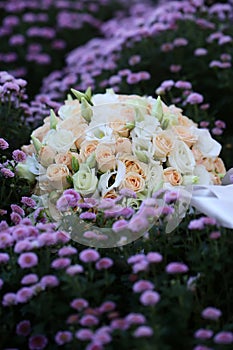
[[191, 184, 233, 229]]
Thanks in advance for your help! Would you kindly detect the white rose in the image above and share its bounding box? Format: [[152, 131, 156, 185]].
[[131, 115, 161, 139], [58, 99, 81, 120], [193, 165, 213, 185], [43, 129, 76, 153], [168, 140, 195, 174], [146, 163, 164, 194], [193, 128, 221, 157], [73, 164, 98, 196]]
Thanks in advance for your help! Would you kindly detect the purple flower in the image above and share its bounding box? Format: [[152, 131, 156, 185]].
[[99, 301, 116, 313], [188, 218, 205, 230], [0, 232, 14, 248], [133, 326, 153, 337], [66, 264, 84, 276], [16, 320, 31, 336], [125, 313, 146, 325], [0, 252, 10, 264], [21, 197, 36, 208], [79, 212, 96, 220], [40, 275, 59, 288], [127, 254, 145, 264], [18, 252, 38, 268], [194, 329, 214, 339], [128, 215, 149, 233], [132, 260, 149, 274], [166, 262, 189, 274], [0, 138, 9, 150], [21, 274, 39, 285], [0, 278, 4, 289], [58, 246, 77, 256], [201, 307, 222, 321], [119, 188, 137, 198], [140, 290, 160, 306], [1, 168, 14, 178], [112, 219, 128, 232], [70, 298, 89, 311], [173, 38, 188, 46], [55, 331, 73, 345], [16, 287, 34, 303], [95, 258, 113, 270], [193, 346, 213, 350], [186, 92, 204, 105], [175, 81, 192, 90], [80, 314, 99, 327], [11, 204, 25, 217], [209, 231, 221, 240], [211, 127, 223, 136], [75, 329, 94, 341], [214, 331, 233, 344], [194, 48, 208, 56], [28, 334, 48, 350], [146, 252, 163, 263], [2, 292, 17, 306], [12, 150, 26, 163], [79, 248, 100, 263], [51, 258, 71, 269], [133, 280, 154, 293]]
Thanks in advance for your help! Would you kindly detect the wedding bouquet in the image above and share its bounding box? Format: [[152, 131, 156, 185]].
[[18, 88, 226, 247]]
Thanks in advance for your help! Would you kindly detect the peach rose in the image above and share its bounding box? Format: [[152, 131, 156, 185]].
[[38, 145, 56, 168], [172, 125, 198, 147], [164, 167, 182, 186], [153, 131, 175, 159], [200, 157, 214, 172], [103, 190, 118, 199], [214, 157, 226, 174], [178, 114, 196, 127], [121, 172, 145, 192], [95, 144, 116, 172], [192, 147, 203, 163], [31, 122, 50, 142], [21, 144, 36, 156], [58, 115, 88, 149], [115, 137, 132, 154], [119, 155, 147, 178], [55, 152, 73, 170], [210, 173, 222, 185], [46, 164, 70, 190], [109, 120, 129, 138], [79, 140, 99, 162]]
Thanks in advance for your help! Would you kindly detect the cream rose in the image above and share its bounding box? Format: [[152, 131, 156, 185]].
[[38, 145, 56, 168], [21, 143, 36, 156], [79, 140, 99, 162], [46, 164, 70, 191], [95, 143, 116, 172], [121, 172, 145, 192], [73, 164, 98, 196], [153, 130, 175, 159], [58, 115, 88, 149], [146, 163, 164, 194], [116, 137, 132, 154], [168, 141, 195, 174], [55, 152, 73, 170], [172, 125, 198, 147], [164, 167, 182, 186]]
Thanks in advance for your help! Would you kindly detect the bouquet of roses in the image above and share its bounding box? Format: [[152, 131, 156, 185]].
[[18, 88, 226, 247]]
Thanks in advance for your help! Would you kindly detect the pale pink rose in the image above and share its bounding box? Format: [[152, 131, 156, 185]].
[[153, 131, 175, 158], [95, 143, 116, 172], [21, 144, 36, 156], [121, 172, 145, 192], [55, 152, 73, 170], [38, 145, 56, 167], [172, 125, 198, 147], [31, 121, 51, 142], [46, 164, 70, 190], [115, 137, 132, 154], [164, 167, 182, 186]]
